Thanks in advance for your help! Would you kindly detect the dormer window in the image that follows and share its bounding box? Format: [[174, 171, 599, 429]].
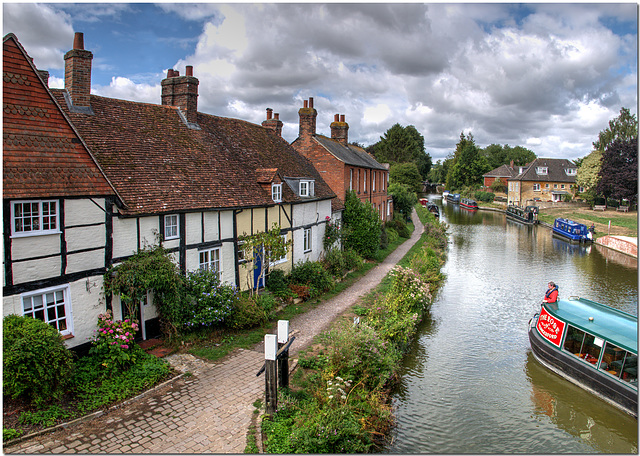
[[536, 167, 548, 175], [299, 180, 315, 197], [565, 168, 577, 176], [272, 183, 282, 202]]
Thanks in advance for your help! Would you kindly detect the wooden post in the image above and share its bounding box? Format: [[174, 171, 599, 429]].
[[264, 334, 277, 415], [277, 320, 289, 388]]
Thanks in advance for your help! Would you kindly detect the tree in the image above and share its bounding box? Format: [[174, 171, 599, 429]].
[[596, 137, 638, 205], [593, 107, 638, 152], [446, 132, 491, 190], [427, 159, 447, 184], [238, 223, 291, 295], [576, 149, 604, 203], [390, 162, 423, 192], [388, 183, 418, 219], [342, 190, 382, 259], [481, 144, 536, 169], [406, 125, 432, 178]]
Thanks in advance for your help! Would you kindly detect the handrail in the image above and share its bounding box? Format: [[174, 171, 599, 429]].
[[256, 336, 296, 377]]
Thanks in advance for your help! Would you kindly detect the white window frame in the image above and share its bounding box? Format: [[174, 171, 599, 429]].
[[309, 180, 315, 197], [533, 183, 541, 191], [299, 181, 309, 197], [565, 168, 577, 176], [303, 227, 312, 253], [237, 241, 247, 263], [199, 247, 222, 278], [164, 214, 179, 240], [21, 285, 73, 336], [269, 234, 288, 266], [387, 200, 392, 217], [349, 169, 353, 191], [363, 170, 367, 192], [271, 183, 282, 203], [11, 200, 60, 237], [536, 167, 548, 175]]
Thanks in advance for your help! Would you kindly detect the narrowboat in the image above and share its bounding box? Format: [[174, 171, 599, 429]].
[[528, 297, 638, 417], [446, 193, 460, 204], [506, 205, 538, 224], [419, 198, 429, 207], [552, 218, 593, 243], [460, 198, 478, 210], [426, 202, 439, 218]]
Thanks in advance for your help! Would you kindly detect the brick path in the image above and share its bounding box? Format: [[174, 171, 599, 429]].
[[4, 211, 424, 454]]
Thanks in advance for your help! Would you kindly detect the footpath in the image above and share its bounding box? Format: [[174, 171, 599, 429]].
[[4, 211, 424, 454]]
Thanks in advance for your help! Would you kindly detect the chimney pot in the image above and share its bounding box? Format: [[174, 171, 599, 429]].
[[334, 114, 339, 122], [304, 100, 308, 108], [73, 32, 84, 50], [186, 65, 193, 77], [266, 108, 273, 120], [309, 97, 314, 108], [274, 113, 279, 120], [340, 114, 345, 122]]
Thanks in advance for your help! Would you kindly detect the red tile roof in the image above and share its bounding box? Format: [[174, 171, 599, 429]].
[[3, 34, 115, 199], [51, 92, 334, 215]]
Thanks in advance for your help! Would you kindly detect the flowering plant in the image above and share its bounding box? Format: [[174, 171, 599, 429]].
[[90, 310, 139, 373], [388, 265, 432, 313], [183, 268, 238, 330], [323, 216, 343, 251]]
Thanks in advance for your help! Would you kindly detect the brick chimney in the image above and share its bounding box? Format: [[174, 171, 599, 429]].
[[262, 108, 283, 136], [64, 32, 93, 107], [162, 65, 199, 124], [330, 114, 349, 145], [298, 97, 317, 140]]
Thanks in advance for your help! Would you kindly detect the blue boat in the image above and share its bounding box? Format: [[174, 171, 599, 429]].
[[552, 218, 593, 243], [446, 193, 460, 204], [529, 297, 638, 417]]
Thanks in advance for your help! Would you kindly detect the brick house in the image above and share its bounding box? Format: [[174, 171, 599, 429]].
[[4, 32, 336, 349], [483, 161, 525, 188], [291, 98, 393, 221], [3, 33, 119, 351], [507, 158, 579, 206]]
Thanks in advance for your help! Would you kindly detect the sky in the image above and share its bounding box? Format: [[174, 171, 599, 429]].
[[3, 2, 638, 163]]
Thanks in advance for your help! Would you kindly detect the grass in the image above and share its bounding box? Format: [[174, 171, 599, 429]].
[[536, 206, 637, 238]]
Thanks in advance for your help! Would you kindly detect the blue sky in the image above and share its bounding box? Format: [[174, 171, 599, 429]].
[[4, 2, 638, 162]]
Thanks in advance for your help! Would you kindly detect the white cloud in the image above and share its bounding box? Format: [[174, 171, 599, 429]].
[[93, 77, 160, 104]]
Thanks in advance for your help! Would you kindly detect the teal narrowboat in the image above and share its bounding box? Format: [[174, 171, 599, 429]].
[[528, 297, 638, 417], [506, 204, 538, 224]]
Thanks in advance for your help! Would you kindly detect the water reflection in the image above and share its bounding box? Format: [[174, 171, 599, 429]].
[[389, 197, 638, 454]]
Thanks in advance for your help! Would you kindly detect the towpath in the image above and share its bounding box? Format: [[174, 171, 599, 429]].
[[4, 211, 424, 454]]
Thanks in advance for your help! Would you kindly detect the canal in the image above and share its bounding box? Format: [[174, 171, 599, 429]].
[[388, 196, 638, 454]]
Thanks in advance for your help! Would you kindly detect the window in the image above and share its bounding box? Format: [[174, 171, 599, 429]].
[[562, 325, 602, 365], [199, 247, 221, 277], [363, 170, 367, 192], [299, 180, 314, 197], [545, 183, 550, 188], [561, 184, 565, 189], [372, 171, 376, 192], [349, 169, 353, 191], [22, 285, 72, 336], [565, 168, 577, 176], [533, 183, 541, 191], [269, 234, 288, 265], [387, 200, 392, 217], [598, 342, 638, 387], [536, 167, 548, 175], [11, 200, 59, 237], [309, 181, 315, 197], [272, 183, 282, 202], [303, 227, 312, 252], [237, 241, 247, 263], [553, 184, 558, 189], [164, 214, 179, 240]]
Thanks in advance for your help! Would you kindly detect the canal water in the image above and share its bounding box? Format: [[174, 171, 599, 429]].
[[388, 196, 638, 454]]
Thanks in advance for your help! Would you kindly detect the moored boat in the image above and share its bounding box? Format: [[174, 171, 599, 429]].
[[446, 193, 460, 204], [528, 297, 638, 417], [506, 204, 538, 224], [419, 198, 429, 207], [460, 198, 478, 210], [552, 218, 593, 243], [426, 202, 439, 218]]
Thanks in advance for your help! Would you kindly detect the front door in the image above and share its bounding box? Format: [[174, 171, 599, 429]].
[[253, 246, 265, 290]]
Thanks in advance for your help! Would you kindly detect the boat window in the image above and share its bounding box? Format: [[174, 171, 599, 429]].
[[562, 325, 602, 365], [598, 342, 638, 388]]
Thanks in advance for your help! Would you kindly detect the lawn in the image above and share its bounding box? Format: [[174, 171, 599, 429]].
[[537, 206, 637, 238]]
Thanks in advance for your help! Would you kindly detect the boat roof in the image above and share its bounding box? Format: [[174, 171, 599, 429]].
[[544, 298, 637, 353], [555, 218, 585, 227]]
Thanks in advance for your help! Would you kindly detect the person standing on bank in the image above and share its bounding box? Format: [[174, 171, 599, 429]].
[[543, 282, 559, 303]]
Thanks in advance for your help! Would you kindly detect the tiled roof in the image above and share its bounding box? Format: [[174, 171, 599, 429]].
[[483, 164, 518, 178], [50, 92, 334, 215], [3, 34, 115, 199], [511, 158, 577, 183], [314, 135, 387, 170]]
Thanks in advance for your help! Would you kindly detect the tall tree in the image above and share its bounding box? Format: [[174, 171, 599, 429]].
[[406, 125, 432, 178], [576, 149, 604, 193], [372, 123, 420, 164], [481, 144, 536, 169], [593, 107, 638, 152], [596, 137, 638, 205], [390, 162, 423, 192]]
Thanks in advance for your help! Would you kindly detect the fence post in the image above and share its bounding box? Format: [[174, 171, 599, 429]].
[[277, 320, 290, 388], [264, 334, 278, 415]]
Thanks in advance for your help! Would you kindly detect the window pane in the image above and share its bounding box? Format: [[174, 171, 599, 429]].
[[621, 354, 638, 387], [33, 295, 43, 310], [48, 306, 56, 322], [22, 296, 33, 313]]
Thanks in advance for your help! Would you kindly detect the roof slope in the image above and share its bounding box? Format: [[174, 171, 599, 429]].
[[511, 158, 577, 183], [3, 34, 115, 199], [51, 92, 334, 215], [314, 136, 387, 170], [483, 163, 519, 178]]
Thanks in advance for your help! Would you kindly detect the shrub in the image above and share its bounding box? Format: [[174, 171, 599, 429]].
[[266, 269, 288, 295], [343, 190, 382, 258], [323, 216, 343, 251], [289, 261, 335, 297], [385, 226, 399, 244], [407, 245, 446, 286], [342, 249, 364, 272], [227, 294, 266, 329], [89, 310, 140, 374], [388, 214, 410, 238], [388, 265, 432, 314], [183, 269, 237, 330], [366, 298, 420, 353], [379, 225, 389, 249], [255, 293, 278, 316], [3, 315, 74, 405], [474, 191, 495, 203], [388, 182, 418, 218], [322, 248, 363, 278]]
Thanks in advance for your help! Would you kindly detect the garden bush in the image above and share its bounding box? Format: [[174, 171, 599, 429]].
[[343, 190, 382, 258], [322, 248, 363, 278], [182, 269, 238, 330], [89, 310, 140, 374], [265, 269, 289, 297], [3, 315, 74, 406], [387, 214, 411, 238], [227, 294, 266, 329], [289, 261, 335, 297], [474, 191, 495, 203]]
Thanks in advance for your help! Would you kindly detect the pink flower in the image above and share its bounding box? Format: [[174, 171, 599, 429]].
[[109, 329, 114, 334], [121, 344, 129, 349]]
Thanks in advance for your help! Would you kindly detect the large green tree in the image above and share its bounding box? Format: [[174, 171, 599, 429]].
[[445, 132, 491, 190], [596, 137, 638, 205], [481, 144, 536, 169], [389, 162, 423, 192], [370, 124, 432, 178], [593, 107, 638, 152], [576, 149, 604, 197], [342, 190, 382, 259]]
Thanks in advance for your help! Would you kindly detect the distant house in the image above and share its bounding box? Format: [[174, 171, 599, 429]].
[[4, 32, 336, 349], [291, 98, 393, 221], [482, 161, 524, 188], [3, 33, 118, 351], [507, 158, 579, 206]]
